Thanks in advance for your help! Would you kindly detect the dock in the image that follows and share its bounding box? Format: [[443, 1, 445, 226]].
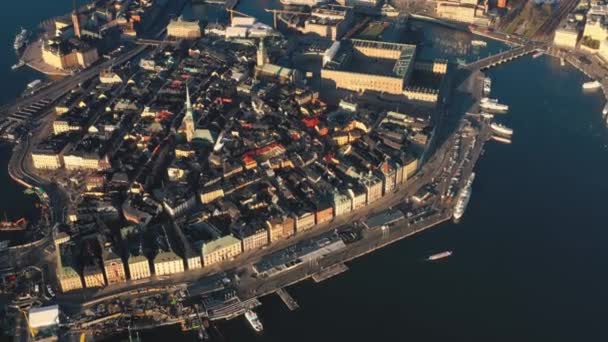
[[275, 288, 299, 311], [312, 263, 349, 283]]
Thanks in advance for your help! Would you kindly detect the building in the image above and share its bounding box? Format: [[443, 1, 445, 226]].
[[42, 38, 99, 71], [128, 255, 151, 280], [201, 235, 242, 266], [57, 267, 83, 292], [200, 185, 225, 204], [300, 7, 354, 40], [267, 215, 296, 242], [153, 251, 185, 276], [333, 191, 352, 217], [235, 226, 269, 252], [583, 7, 608, 41], [167, 17, 201, 39], [553, 20, 579, 49], [294, 209, 316, 232], [186, 251, 202, 270], [435, 1, 490, 26], [180, 86, 196, 143], [103, 249, 126, 285], [83, 263, 106, 288], [321, 39, 417, 95], [32, 151, 63, 170]]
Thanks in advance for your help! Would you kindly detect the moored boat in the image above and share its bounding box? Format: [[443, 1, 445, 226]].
[[453, 172, 475, 221], [245, 310, 263, 333], [490, 123, 513, 136], [582, 80, 602, 90]]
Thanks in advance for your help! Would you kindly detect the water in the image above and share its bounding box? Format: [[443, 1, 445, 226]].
[[2, 1, 608, 341]]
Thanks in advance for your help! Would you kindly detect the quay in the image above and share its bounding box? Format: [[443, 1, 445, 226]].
[[312, 263, 349, 283], [276, 288, 299, 311]]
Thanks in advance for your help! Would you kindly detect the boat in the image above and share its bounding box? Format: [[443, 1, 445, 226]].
[[491, 135, 512, 144], [0, 217, 27, 231], [244, 310, 263, 333], [11, 60, 25, 70], [471, 40, 487, 47], [453, 172, 475, 221], [427, 251, 452, 261], [582, 80, 602, 90], [27, 79, 42, 90], [380, 4, 400, 17], [480, 97, 508, 112], [13, 27, 28, 51], [532, 50, 544, 59], [560, 58, 565, 67], [490, 123, 513, 136], [280, 0, 325, 5], [483, 77, 491, 95], [603, 103, 608, 116]]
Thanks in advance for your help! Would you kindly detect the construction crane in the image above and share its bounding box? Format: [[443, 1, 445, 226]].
[[264, 8, 311, 29], [226, 8, 252, 23]]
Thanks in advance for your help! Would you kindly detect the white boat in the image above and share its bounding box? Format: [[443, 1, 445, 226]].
[[427, 251, 452, 261], [27, 79, 42, 89], [483, 77, 491, 95], [603, 103, 608, 116], [480, 97, 509, 112], [532, 50, 544, 59], [491, 135, 512, 144], [245, 310, 263, 333], [490, 123, 513, 136], [582, 80, 602, 90], [11, 60, 25, 70], [14, 27, 28, 51], [280, 0, 325, 5], [453, 172, 475, 221], [471, 40, 487, 47]]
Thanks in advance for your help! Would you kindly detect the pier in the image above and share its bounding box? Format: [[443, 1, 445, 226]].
[[276, 288, 299, 311], [312, 263, 349, 283]]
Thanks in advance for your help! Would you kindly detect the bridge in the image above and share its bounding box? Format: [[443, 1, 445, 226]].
[[135, 39, 181, 46], [461, 44, 541, 71]]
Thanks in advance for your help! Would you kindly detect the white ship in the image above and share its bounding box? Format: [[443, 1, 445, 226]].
[[491, 135, 512, 144], [453, 172, 475, 222], [603, 103, 608, 116], [471, 39, 487, 47], [480, 97, 508, 112], [483, 77, 491, 95], [13, 27, 28, 51], [245, 310, 263, 333], [427, 251, 452, 261], [490, 123, 513, 136], [280, 0, 325, 5], [582, 80, 601, 90]]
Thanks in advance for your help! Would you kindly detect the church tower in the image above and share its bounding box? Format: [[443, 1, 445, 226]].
[[182, 86, 195, 143]]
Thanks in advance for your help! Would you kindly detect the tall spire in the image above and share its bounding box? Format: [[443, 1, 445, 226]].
[[182, 84, 195, 143], [185, 84, 192, 113]]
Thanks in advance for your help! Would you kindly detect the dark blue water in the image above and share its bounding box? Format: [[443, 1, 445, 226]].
[[2, 1, 608, 341]]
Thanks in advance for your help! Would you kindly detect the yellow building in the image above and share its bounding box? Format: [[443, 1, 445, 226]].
[[362, 175, 384, 203], [167, 17, 202, 39], [554, 25, 580, 49], [42, 39, 99, 71], [295, 210, 316, 232], [349, 188, 367, 210], [333, 192, 352, 217], [200, 186, 224, 204], [31, 152, 63, 170], [83, 264, 106, 288], [583, 17, 607, 41], [63, 153, 105, 170], [103, 252, 126, 285], [186, 253, 202, 270], [436, 2, 489, 25], [53, 120, 81, 135], [201, 235, 242, 266], [128, 255, 151, 280], [57, 267, 83, 292], [154, 251, 185, 276], [404, 158, 419, 179]]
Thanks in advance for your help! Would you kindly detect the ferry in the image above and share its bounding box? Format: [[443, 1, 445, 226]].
[[483, 77, 491, 95], [245, 310, 263, 333], [490, 123, 513, 136], [427, 251, 452, 261], [491, 135, 512, 144], [453, 172, 475, 222], [582, 80, 602, 90], [480, 97, 509, 112], [14, 27, 28, 51], [471, 40, 487, 47]]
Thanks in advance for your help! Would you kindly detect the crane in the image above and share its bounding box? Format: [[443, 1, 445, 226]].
[[264, 8, 311, 29]]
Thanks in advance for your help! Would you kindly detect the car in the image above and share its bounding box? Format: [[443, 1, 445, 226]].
[[34, 284, 39, 293], [46, 285, 55, 297]]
